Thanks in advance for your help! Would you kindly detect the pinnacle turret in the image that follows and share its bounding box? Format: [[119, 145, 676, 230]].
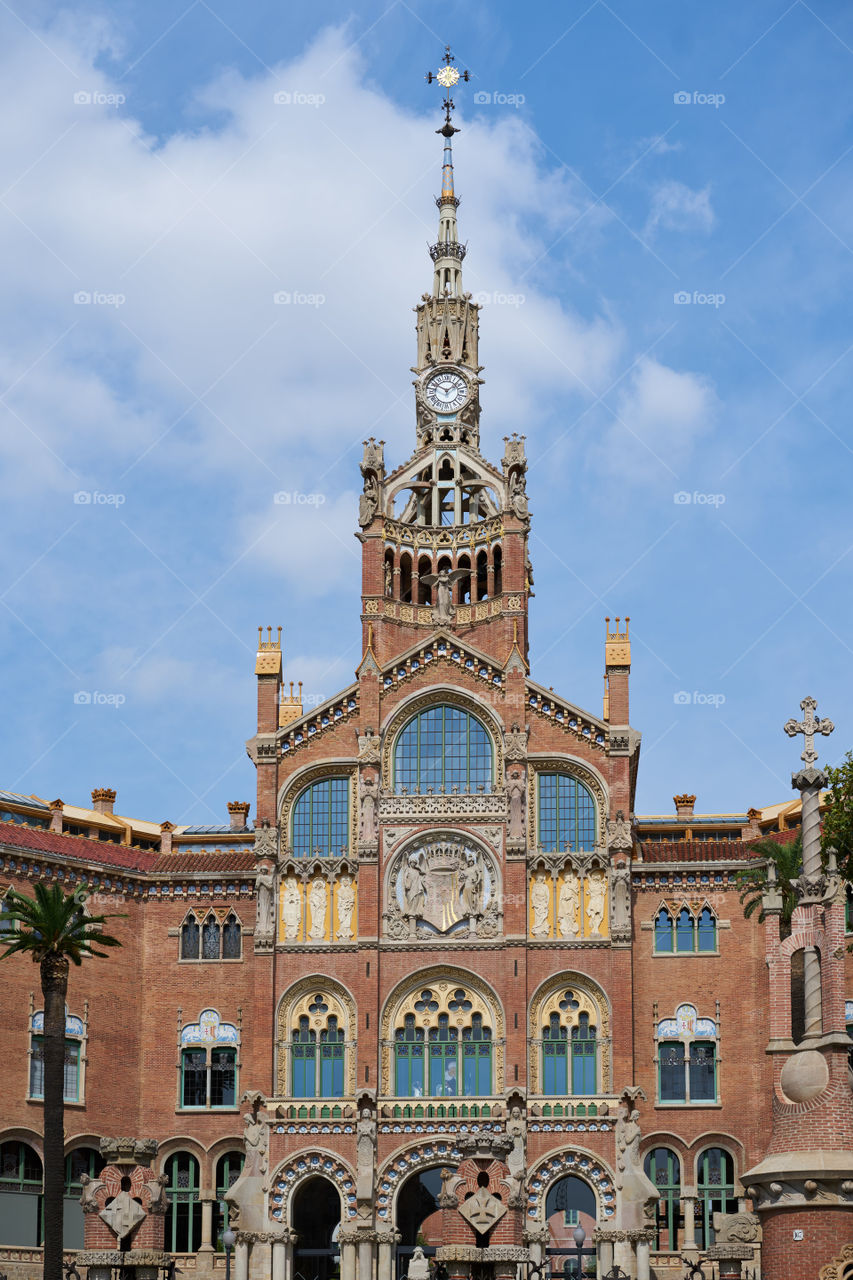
[[426, 46, 469, 298]]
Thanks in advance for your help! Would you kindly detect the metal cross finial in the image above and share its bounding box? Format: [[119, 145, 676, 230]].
[[426, 45, 470, 135], [783, 695, 834, 766]]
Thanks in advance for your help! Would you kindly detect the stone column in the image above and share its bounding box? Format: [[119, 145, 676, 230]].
[[199, 1199, 215, 1252], [376, 1230, 399, 1280], [283, 1230, 297, 1280], [341, 1238, 357, 1280], [357, 1231, 375, 1280], [681, 1192, 698, 1250], [595, 1236, 614, 1275], [234, 1238, 250, 1280], [272, 1238, 286, 1280], [635, 1234, 651, 1280]]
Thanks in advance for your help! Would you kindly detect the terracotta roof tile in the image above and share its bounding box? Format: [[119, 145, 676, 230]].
[[640, 840, 752, 862], [152, 850, 257, 874], [0, 821, 158, 871]]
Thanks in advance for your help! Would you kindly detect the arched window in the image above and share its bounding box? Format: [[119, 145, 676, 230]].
[[676, 908, 694, 952], [163, 1152, 202, 1253], [202, 916, 220, 960], [655, 909, 674, 953], [657, 1004, 718, 1104], [697, 1148, 736, 1248], [181, 916, 200, 959], [394, 706, 492, 794], [214, 1151, 244, 1247], [65, 1148, 100, 1248], [644, 1148, 681, 1252], [222, 914, 241, 959], [697, 907, 717, 952], [182, 913, 241, 962], [0, 1141, 43, 1246], [291, 778, 350, 857], [393, 987, 493, 1098], [493, 545, 502, 595], [291, 1015, 316, 1097], [538, 774, 596, 852], [279, 986, 353, 1099], [540, 990, 598, 1096], [29, 1006, 85, 1103]]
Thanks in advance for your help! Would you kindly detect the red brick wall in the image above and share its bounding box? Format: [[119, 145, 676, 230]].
[[760, 1206, 853, 1280]]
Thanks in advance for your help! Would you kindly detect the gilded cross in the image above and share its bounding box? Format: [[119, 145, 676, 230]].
[[783, 695, 834, 766], [426, 46, 469, 131]]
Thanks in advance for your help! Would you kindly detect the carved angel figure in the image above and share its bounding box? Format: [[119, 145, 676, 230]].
[[458, 849, 483, 917], [337, 874, 356, 939], [401, 851, 427, 917], [421, 567, 469, 625]]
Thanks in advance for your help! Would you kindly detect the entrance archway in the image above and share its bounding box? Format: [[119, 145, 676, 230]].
[[395, 1166, 452, 1279], [292, 1176, 342, 1280], [544, 1175, 596, 1279]]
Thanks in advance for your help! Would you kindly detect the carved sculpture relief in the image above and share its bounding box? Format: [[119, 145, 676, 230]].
[[528, 857, 610, 940], [277, 865, 357, 945], [506, 766, 527, 846], [359, 773, 379, 847], [254, 868, 276, 950], [308, 877, 328, 940], [384, 836, 501, 940], [336, 874, 356, 940]]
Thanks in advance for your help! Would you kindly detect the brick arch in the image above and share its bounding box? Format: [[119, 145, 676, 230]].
[[268, 1151, 357, 1224], [380, 964, 505, 1096], [375, 1139, 465, 1222], [0, 1126, 43, 1162], [688, 1133, 745, 1190], [206, 1135, 246, 1193], [525, 1148, 617, 1223]]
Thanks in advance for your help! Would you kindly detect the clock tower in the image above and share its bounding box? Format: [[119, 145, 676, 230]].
[[357, 49, 531, 674]]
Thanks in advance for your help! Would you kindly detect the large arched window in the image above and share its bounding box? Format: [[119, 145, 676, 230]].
[[394, 706, 492, 794], [644, 1148, 681, 1252], [538, 774, 596, 851], [292, 778, 350, 857], [278, 985, 353, 1099], [697, 1148, 736, 1248], [164, 1152, 202, 1253], [392, 986, 493, 1098], [541, 996, 598, 1096], [214, 1151, 243, 1247], [0, 1141, 42, 1246]]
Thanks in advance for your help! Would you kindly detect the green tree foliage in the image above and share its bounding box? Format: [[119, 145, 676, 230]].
[[737, 833, 802, 939]]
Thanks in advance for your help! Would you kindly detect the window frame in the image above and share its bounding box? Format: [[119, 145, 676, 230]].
[[537, 772, 597, 853], [393, 705, 493, 795], [27, 1007, 86, 1105], [653, 903, 718, 956], [179, 911, 242, 962], [179, 1045, 238, 1111], [656, 1005, 719, 1106], [163, 1152, 202, 1253], [291, 776, 351, 858], [644, 1147, 682, 1252]]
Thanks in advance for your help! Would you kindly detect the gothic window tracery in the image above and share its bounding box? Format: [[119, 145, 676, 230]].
[[180, 911, 242, 961], [291, 777, 350, 857], [277, 983, 354, 1097], [529, 975, 610, 1095], [392, 985, 493, 1098], [656, 1003, 718, 1103], [654, 904, 717, 954], [393, 705, 492, 794]]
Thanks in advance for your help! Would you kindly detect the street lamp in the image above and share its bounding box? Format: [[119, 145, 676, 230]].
[[222, 1226, 236, 1280], [572, 1226, 586, 1279]]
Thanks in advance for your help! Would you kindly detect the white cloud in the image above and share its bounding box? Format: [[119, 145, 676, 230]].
[[645, 180, 714, 235]]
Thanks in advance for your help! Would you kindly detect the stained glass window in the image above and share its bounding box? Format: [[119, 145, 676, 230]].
[[292, 778, 350, 856], [394, 706, 492, 794], [202, 918, 221, 960], [538, 774, 596, 852], [222, 915, 241, 959]]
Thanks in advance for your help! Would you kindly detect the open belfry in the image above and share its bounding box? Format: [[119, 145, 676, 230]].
[[0, 47, 851, 1280]]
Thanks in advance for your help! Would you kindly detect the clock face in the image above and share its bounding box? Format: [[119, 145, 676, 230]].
[[425, 370, 467, 412]]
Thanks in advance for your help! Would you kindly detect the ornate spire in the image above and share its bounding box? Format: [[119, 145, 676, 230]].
[[426, 47, 469, 298]]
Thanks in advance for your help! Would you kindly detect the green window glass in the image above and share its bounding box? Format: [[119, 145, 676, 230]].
[[429, 1014, 459, 1097], [395, 1014, 425, 1096], [538, 774, 596, 852], [542, 1012, 568, 1096], [462, 1015, 492, 1096], [292, 778, 350, 857], [644, 1148, 681, 1251], [164, 1153, 201, 1253], [697, 1148, 736, 1249], [570, 1012, 597, 1095], [394, 706, 492, 794]]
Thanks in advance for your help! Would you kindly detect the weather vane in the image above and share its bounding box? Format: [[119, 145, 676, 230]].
[[426, 45, 470, 136]]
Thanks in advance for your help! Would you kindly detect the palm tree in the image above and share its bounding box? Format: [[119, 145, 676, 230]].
[[737, 833, 803, 939], [1, 882, 123, 1280]]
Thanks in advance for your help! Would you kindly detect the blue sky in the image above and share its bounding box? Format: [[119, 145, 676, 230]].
[[1, 0, 852, 825]]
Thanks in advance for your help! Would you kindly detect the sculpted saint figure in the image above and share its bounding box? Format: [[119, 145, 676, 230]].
[[422, 567, 468, 625], [337, 874, 356, 939], [309, 877, 327, 939], [255, 868, 275, 941], [458, 850, 483, 917], [359, 774, 378, 844], [358, 474, 378, 528], [586, 869, 607, 936], [402, 851, 426, 917], [281, 876, 301, 941], [506, 768, 526, 841], [530, 871, 550, 937], [243, 1111, 268, 1177], [557, 870, 581, 938]]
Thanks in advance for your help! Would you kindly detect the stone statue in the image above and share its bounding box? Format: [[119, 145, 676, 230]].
[[384, 561, 392, 596], [458, 849, 483, 917], [586, 868, 607, 936], [509, 470, 528, 520], [407, 1247, 431, 1280], [357, 727, 381, 763], [359, 774, 378, 844], [616, 1104, 642, 1175], [337, 874, 356, 940], [506, 1105, 526, 1197], [611, 864, 631, 936], [359, 474, 378, 528], [362, 437, 384, 474], [255, 868, 275, 943], [402, 851, 427, 917], [506, 768, 526, 842], [530, 871, 550, 937], [557, 870, 581, 938], [147, 1173, 169, 1215], [614, 1097, 658, 1233], [606, 809, 633, 851], [282, 876, 301, 941], [79, 1173, 105, 1213], [308, 877, 327, 939], [243, 1111, 268, 1177], [422, 567, 468, 625], [356, 1107, 376, 1201]]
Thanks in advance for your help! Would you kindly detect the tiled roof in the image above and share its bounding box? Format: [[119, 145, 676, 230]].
[[640, 840, 755, 863], [152, 851, 257, 874], [0, 822, 158, 871], [180, 825, 252, 835], [747, 827, 801, 847]]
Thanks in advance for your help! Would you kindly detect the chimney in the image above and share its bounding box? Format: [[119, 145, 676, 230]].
[[49, 799, 64, 833], [227, 802, 251, 832], [160, 821, 175, 855], [604, 617, 631, 724], [673, 794, 696, 821], [91, 788, 116, 816]]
